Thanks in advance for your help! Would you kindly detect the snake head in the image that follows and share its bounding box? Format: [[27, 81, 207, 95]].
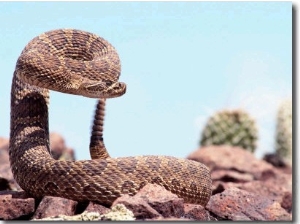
[[80, 81, 126, 98]]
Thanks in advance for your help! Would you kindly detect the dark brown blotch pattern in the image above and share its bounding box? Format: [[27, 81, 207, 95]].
[[48, 29, 69, 51], [145, 156, 161, 171], [117, 157, 138, 174], [10, 29, 212, 207]]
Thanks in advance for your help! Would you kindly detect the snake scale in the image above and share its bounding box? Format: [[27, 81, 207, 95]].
[[9, 29, 212, 206]]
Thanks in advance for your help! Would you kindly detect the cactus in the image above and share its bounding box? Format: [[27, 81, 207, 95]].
[[102, 204, 135, 221], [275, 99, 292, 164], [200, 109, 258, 152]]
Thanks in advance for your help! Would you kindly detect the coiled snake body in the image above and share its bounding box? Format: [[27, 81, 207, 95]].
[[9, 29, 212, 206]]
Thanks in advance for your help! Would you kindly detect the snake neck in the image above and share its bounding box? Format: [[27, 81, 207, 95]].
[[9, 72, 53, 180]]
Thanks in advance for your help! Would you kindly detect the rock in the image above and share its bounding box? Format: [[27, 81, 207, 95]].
[[206, 187, 291, 221], [0, 135, 292, 221], [184, 203, 217, 220], [84, 201, 110, 214], [187, 146, 275, 180], [50, 132, 75, 161], [259, 168, 292, 196], [280, 191, 292, 213], [152, 216, 192, 221], [263, 153, 286, 167], [49, 132, 65, 158], [208, 155, 292, 216], [214, 180, 287, 205], [0, 137, 9, 151], [112, 184, 184, 219], [135, 183, 185, 218], [211, 169, 254, 183], [0, 191, 35, 220], [187, 146, 292, 212], [214, 167, 292, 203], [113, 194, 161, 219], [0, 148, 20, 191], [263, 153, 292, 174], [32, 196, 78, 220]]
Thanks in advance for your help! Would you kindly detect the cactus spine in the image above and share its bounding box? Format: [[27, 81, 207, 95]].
[[200, 109, 258, 152], [275, 99, 292, 164]]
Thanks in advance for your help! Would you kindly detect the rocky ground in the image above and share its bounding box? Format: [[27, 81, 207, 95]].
[[0, 133, 292, 221]]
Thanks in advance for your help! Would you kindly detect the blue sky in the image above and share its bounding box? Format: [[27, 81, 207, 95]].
[[0, 2, 292, 160]]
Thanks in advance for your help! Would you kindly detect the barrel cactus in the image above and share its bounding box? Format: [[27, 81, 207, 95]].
[[275, 99, 292, 165], [200, 109, 258, 152]]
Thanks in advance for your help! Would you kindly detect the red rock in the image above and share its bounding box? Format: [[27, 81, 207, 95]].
[[152, 216, 192, 221], [184, 203, 217, 220], [49, 132, 65, 157], [135, 183, 184, 218], [263, 153, 292, 174], [263, 153, 287, 167], [113, 194, 162, 219], [212, 172, 292, 215], [218, 179, 290, 204], [84, 201, 110, 214], [0, 137, 9, 151], [260, 168, 292, 191], [211, 169, 253, 183], [280, 191, 292, 213], [0, 148, 20, 191], [50, 132, 75, 160], [112, 184, 185, 219], [187, 146, 274, 179], [229, 169, 291, 203], [206, 187, 291, 221], [32, 196, 78, 220], [0, 191, 35, 220]]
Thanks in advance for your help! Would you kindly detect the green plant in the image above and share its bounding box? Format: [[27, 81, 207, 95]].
[[275, 99, 292, 164], [200, 109, 258, 152]]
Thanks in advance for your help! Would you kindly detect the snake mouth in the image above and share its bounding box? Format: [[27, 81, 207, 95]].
[[105, 82, 127, 98], [81, 81, 126, 98]]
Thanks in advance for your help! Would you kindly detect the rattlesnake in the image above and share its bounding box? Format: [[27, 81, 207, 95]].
[[9, 29, 212, 206]]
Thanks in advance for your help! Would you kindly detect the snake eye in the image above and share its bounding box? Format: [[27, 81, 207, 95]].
[[105, 80, 113, 86]]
